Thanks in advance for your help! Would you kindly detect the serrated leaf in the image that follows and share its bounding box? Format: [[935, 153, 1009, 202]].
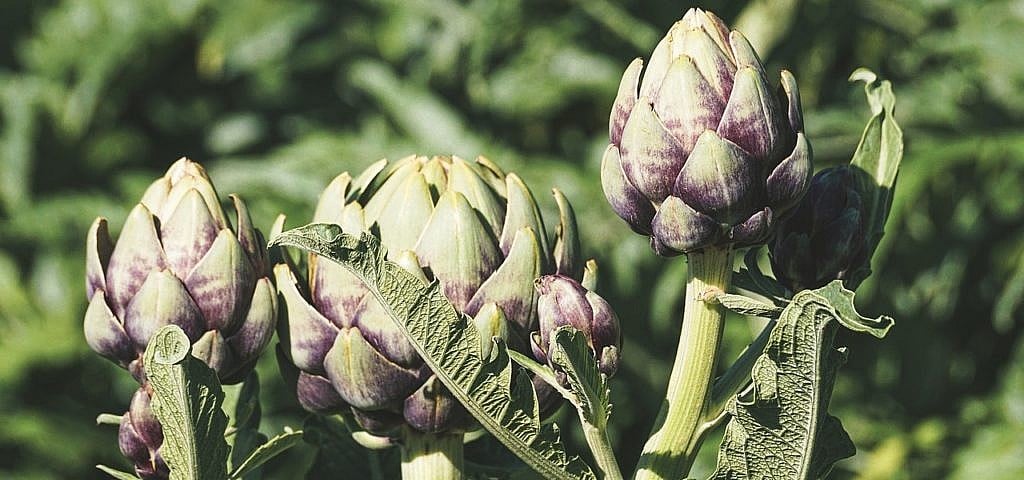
[[229, 429, 303, 479], [270, 223, 596, 480], [814, 281, 894, 338], [96, 465, 141, 480], [549, 326, 612, 427], [710, 280, 892, 480], [847, 68, 904, 289], [143, 325, 229, 480]]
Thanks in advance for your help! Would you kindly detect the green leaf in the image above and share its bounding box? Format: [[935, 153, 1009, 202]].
[[229, 429, 303, 479], [223, 372, 265, 479], [706, 291, 785, 319], [814, 281, 894, 338], [710, 280, 893, 479], [143, 325, 230, 480], [96, 465, 141, 480], [548, 326, 612, 428], [847, 68, 904, 289], [507, 349, 573, 402], [270, 223, 597, 480]]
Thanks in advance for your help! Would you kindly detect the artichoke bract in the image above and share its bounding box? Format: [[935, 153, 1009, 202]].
[[602, 8, 812, 255], [276, 154, 581, 435], [83, 158, 277, 384], [532, 275, 621, 377], [770, 165, 869, 291]]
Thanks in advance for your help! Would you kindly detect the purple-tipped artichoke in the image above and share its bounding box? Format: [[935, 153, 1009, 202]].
[[769, 165, 869, 291], [602, 8, 812, 255], [118, 387, 168, 480], [83, 158, 277, 384], [276, 155, 581, 435], [532, 275, 621, 377]]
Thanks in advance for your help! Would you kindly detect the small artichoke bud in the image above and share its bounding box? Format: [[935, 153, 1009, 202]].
[[83, 158, 277, 385], [602, 8, 812, 255], [118, 387, 168, 480], [769, 166, 869, 291], [276, 155, 581, 435], [531, 274, 621, 377]]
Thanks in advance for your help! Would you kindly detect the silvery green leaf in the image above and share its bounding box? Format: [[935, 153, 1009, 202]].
[[229, 429, 303, 480], [270, 223, 597, 480], [143, 325, 229, 480], [847, 68, 904, 289], [706, 291, 785, 319], [710, 280, 893, 479], [96, 465, 141, 480], [814, 281, 894, 338], [548, 326, 612, 428]]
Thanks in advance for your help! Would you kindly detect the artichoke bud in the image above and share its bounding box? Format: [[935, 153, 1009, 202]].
[[532, 274, 621, 378], [277, 155, 579, 434], [602, 8, 812, 255], [83, 158, 277, 385], [769, 166, 870, 291], [118, 387, 168, 480]]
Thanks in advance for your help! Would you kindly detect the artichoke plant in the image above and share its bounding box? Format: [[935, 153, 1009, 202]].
[[83, 158, 277, 479], [276, 155, 581, 435], [532, 274, 621, 378], [770, 165, 869, 291], [601, 8, 812, 255]]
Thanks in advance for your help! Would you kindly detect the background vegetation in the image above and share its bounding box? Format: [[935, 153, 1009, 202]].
[[1, 0, 1022, 478]]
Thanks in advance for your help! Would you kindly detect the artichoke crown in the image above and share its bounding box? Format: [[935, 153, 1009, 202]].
[[277, 155, 581, 434], [84, 158, 276, 384], [770, 165, 869, 291], [602, 8, 812, 255]]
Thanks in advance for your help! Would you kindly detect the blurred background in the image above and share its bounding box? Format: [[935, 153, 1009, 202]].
[[1, 0, 1022, 478]]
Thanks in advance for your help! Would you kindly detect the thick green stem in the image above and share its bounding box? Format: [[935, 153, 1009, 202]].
[[582, 421, 624, 480], [400, 426, 464, 480], [634, 247, 733, 480]]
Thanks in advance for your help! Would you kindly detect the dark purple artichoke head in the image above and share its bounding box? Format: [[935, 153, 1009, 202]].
[[531, 275, 621, 377], [118, 387, 168, 480], [276, 155, 581, 435], [602, 8, 812, 255], [769, 165, 869, 291], [84, 158, 277, 385]]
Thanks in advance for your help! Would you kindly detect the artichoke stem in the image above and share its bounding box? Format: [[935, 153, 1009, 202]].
[[634, 247, 733, 480], [400, 426, 464, 480]]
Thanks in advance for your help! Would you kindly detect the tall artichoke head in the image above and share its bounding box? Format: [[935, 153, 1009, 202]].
[[602, 8, 812, 255], [769, 165, 870, 291], [276, 154, 582, 435], [84, 158, 277, 384]]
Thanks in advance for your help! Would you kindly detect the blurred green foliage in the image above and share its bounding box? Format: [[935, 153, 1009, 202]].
[[0, 0, 1022, 478]]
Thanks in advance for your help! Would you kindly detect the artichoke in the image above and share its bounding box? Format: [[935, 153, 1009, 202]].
[[532, 274, 621, 377], [276, 154, 581, 435], [84, 157, 277, 384], [601, 8, 812, 255], [770, 165, 870, 291], [118, 387, 168, 479]]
